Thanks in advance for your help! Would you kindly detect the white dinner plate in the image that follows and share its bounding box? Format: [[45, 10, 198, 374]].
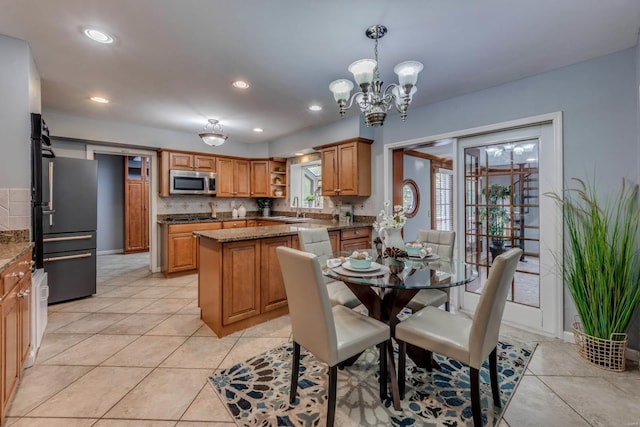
[[341, 261, 382, 272], [408, 253, 440, 261]]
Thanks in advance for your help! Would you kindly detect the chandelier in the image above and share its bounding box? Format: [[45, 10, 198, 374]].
[[199, 119, 228, 147], [329, 25, 423, 127]]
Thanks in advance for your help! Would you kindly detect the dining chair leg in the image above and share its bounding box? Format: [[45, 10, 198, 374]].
[[489, 347, 501, 407], [327, 366, 338, 427], [470, 367, 482, 427], [444, 301, 450, 311], [378, 341, 388, 401], [398, 340, 406, 399], [423, 350, 433, 372], [290, 342, 300, 404]]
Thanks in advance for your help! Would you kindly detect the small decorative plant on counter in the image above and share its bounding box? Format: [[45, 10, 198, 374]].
[[548, 178, 640, 371]]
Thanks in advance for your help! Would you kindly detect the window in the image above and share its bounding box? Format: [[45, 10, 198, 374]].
[[290, 160, 323, 209], [402, 179, 419, 218], [433, 168, 453, 231]]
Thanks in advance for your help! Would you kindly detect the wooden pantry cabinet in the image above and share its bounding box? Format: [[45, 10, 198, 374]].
[[314, 137, 373, 197], [124, 156, 150, 253], [0, 251, 31, 423]]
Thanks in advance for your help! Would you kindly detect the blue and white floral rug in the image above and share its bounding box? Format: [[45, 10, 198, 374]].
[[209, 339, 536, 426]]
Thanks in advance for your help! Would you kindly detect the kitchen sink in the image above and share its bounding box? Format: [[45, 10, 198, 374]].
[[268, 216, 313, 222]]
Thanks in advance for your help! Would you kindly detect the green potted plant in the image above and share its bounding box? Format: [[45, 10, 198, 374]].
[[304, 194, 315, 207], [549, 178, 640, 371], [480, 184, 511, 261]]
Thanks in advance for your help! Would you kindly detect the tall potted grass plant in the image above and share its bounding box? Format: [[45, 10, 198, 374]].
[[549, 178, 640, 371]]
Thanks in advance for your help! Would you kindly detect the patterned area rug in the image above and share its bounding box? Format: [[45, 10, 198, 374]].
[[209, 339, 536, 426]]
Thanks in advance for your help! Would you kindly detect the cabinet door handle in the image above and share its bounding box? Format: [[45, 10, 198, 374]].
[[44, 253, 92, 262], [44, 234, 93, 242], [10, 272, 25, 279]]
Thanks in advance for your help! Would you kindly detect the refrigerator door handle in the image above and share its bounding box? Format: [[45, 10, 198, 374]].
[[43, 253, 92, 263], [43, 234, 93, 243], [46, 161, 54, 226]]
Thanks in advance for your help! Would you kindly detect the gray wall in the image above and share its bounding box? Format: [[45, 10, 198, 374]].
[[376, 47, 639, 348], [403, 155, 430, 241], [0, 35, 39, 189], [96, 154, 124, 252]]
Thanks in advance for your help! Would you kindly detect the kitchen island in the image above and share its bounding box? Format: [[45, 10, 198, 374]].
[[195, 221, 372, 337]]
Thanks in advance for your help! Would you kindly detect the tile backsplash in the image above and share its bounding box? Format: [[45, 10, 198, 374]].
[[0, 188, 31, 230]]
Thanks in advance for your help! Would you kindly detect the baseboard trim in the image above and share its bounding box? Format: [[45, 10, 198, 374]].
[[563, 330, 639, 362], [97, 249, 124, 255]]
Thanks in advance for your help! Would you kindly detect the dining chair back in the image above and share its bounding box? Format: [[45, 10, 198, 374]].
[[396, 247, 522, 427], [276, 246, 390, 427], [416, 229, 456, 259], [409, 230, 456, 311], [298, 228, 360, 308]]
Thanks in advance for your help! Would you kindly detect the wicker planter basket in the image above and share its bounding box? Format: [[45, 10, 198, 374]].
[[572, 320, 627, 372]]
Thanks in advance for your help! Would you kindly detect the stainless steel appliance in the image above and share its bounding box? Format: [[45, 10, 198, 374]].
[[169, 169, 216, 195], [31, 114, 98, 304]]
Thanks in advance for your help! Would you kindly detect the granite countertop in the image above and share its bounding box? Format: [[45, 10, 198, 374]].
[[0, 242, 33, 275], [194, 220, 373, 243], [157, 215, 293, 225]]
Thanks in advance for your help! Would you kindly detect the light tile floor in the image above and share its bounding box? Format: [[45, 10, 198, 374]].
[[3, 253, 639, 426]]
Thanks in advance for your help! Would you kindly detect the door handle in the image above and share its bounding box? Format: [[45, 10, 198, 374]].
[[44, 253, 92, 262]]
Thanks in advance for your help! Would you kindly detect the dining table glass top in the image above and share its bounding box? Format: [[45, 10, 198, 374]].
[[323, 250, 478, 290]]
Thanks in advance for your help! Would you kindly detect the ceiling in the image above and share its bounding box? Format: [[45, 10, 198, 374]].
[[1, 0, 639, 145]]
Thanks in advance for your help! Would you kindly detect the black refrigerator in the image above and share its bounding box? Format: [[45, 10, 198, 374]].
[[31, 114, 98, 304]]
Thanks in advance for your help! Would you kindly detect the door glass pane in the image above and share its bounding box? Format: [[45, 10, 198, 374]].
[[464, 140, 540, 307], [434, 170, 453, 231]]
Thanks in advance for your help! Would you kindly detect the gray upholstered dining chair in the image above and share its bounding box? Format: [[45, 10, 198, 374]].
[[395, 248, 522, 427], [407, 229, 456, 312], [298, 228, 361, 309], [276, 246, 390, 427]]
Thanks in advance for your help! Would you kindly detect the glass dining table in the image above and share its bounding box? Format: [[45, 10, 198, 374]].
[[323, 252, 478, 410]]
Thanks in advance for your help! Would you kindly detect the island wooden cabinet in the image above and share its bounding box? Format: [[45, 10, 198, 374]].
[[260, 236, 290, 313], [162, 222, 222, 276], [216, 158, 250, 197], [222, 240, 261, 325], [0, 251, 31, 422], [315, 137, 373, 196]]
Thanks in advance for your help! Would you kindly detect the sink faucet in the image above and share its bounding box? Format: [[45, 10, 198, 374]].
[[292, 196, 302, 217]]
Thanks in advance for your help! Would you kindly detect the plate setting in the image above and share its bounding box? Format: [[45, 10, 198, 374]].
[[341, 261, 382, 272], [408, 253, 440, 261]]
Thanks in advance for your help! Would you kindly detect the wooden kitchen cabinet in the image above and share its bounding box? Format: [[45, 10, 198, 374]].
[[159, 150, 217, 196], [222, 220, 247, 229], [315, 137, 373, 196], [250, 160, 270, 197], [0, 251, 31, 421], [217, 158, 250, 197], [124, 156, 149, 253], [340, 226, 372, 251], [222, 240, 261, 325], [260, 236, 291, 313], [247, 219, 282, 227], [162, 222, 222, 276]]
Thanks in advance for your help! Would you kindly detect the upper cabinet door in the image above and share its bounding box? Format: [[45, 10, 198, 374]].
[[250, 160, 270, 197], [320, 147, 339, 196], [194, 155, 216, 172], [234, 159, 251, 197], [337, 142, 358, 195], [169, 152, 193, 170], [216, 158, 235, 197]]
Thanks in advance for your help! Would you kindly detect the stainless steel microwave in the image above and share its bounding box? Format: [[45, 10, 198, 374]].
[[169, 170, 216, 195]]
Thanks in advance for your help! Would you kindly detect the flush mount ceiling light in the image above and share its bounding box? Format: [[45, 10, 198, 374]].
[[84, 28, 114, 44], [199, 119, 228, 147], [90, 96, 109, 104], [232, 80, 250, 89], [329, 24, 423, 127]]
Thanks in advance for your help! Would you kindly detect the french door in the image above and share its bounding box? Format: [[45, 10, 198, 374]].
[[455, 124, 562, 336]]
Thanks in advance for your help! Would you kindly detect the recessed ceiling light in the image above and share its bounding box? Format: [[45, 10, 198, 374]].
[[232, 80, 250, 89], [84, 28, 114, 44], [308, 105, 322, 111], [90, 96, 109, 104], [295, 152, 304, 156], [253, 128, 264, 133]]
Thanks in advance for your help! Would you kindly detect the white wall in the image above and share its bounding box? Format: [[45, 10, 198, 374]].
[[96, 154, 124, 252]]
